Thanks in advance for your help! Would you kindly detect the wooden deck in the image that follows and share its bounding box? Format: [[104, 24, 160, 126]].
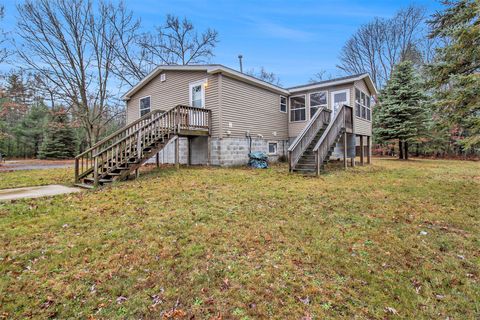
[[74, 105, 211, 188]]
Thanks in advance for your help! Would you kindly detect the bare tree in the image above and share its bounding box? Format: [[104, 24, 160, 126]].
[[337, 5, 427, 88], [16, 0, 131, 146], [309, 69, 335, 83], [246, 67, 281, 86], [143, 15, 219, 66], [110, 14, 219, 87]]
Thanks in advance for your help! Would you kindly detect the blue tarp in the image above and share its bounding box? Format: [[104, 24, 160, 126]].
[[248, 151, 268, 169]]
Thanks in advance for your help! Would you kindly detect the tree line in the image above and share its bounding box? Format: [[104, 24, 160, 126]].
[[337, 2, 479, 159], [0, 0, 478, 160], [0, 0, 219, 159]]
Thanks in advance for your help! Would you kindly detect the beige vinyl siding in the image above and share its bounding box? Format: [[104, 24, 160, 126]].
[[125, 70, 221, 135], [288, 84, 354, 138], [219, 75, 288, 140], [353, 79, 373, 136]]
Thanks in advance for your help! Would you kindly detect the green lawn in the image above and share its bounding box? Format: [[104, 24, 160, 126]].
[[0, 167, 73, 189], [0, 159, 479, 319]]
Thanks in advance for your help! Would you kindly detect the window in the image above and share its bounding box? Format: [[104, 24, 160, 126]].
[[290, 95, 306, 122], [139, 96, 151, 117], [280, 96, 287, 113], [268, 142, 278, 155], [355, 88, 371, 121], [355, 89, 361, 117], [309, 91, 327, 118], [189, 80, 206, 108]]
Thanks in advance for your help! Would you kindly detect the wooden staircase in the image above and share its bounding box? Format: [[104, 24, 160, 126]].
[[74, 105, 211, 188], [288, 105, 353, 175]]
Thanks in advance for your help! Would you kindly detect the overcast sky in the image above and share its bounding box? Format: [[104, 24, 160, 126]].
[[1, 0, 443, 87]]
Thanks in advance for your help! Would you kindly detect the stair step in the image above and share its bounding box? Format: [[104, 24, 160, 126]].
[[106, 172, 121, 176], [74, 183, 94, 189], [293, 167, 316, 172], [296, 164, 316, 168]]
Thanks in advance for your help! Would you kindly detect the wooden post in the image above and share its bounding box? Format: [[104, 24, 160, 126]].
[[187, 137, 191, 166], [207, 136, 211, 166], [74, 158, 79, 183], [135, 168, 139, 178], [343, 133, 347, 169], [367, 136, 372, 164], [93, 157, 99, 187], [156, 152, 160, 168], [351, 135, 356, 167], [175, 136, 180, 169], [360, 135, 364, 165]]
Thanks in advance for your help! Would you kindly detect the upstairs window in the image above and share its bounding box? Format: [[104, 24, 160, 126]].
[[280, 96, 287, 113], [290, 95, 306, 122], [139, 96, 151, 117], [309, 91, 327, 118], [355, 88, 371, 121]]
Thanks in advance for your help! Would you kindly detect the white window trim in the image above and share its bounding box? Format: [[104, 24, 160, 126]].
[[139, 96, 151, 118], [189, 79, 207, 108], [289, 94, 307, 123], [330, 89, 350, 116], [267, 141, 278, 155], [309, 91, 328, 117], [354, 87, 371, 122], [279, 95, 287, 113]]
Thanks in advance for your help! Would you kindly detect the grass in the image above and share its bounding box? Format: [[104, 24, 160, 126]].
[[0, 159, 479, 319], [0, 167, 73, 189]]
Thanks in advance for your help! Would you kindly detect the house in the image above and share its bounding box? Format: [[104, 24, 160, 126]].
[[74, 64, 377, 187]]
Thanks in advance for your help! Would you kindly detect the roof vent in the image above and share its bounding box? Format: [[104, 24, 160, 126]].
[[160, 73, 166, 82]]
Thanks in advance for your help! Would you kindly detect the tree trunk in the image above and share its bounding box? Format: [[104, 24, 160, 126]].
[[405, 141, 409, 160], [399, 140, 404, 160], [416, 143, 420, 157]]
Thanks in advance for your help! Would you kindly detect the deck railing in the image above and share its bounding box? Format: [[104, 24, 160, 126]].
[[75, 105, 211, 184], [313, 105, 353, 175], [287, 107, 331, 171]]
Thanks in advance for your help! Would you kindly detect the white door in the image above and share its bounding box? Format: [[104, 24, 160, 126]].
[[189, 80, 206, 108], [330, 89, 350, 117]]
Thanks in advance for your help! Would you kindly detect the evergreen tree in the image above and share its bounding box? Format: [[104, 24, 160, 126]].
[[16, 103, 49, 157], [374, 60, 428, 159], [427, 0, 480, 150], [39, 108, 76, 159]]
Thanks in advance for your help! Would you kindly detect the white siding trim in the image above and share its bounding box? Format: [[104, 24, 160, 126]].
[[189, 79, 207, 108], [279, 95, 287, 113], [289, 94, 307, 123], [139, 95, 151, 118], [267, 141, 278, 155]]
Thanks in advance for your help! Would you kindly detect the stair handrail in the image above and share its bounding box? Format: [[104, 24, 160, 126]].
[[75, 105, 211, 183], [75, 109, 166, 159], [312, 104, 353, 175], [287, 107, 331, 171], [74, 109, 168, 182]]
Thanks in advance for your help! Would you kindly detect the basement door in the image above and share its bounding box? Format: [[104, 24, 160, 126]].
[[330, 89, 350, 117]]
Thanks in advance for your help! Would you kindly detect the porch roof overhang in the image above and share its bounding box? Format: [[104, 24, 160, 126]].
[[287, 73, 378, 96]]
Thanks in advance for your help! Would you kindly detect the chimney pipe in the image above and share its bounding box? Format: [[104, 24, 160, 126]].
[[238, 54, 243, 73]]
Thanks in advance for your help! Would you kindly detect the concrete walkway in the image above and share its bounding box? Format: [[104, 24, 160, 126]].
[[0, 160, 74, 172], [0, 184, 83, 201]]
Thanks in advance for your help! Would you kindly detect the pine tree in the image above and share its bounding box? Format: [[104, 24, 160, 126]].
[[39, 108, 77, 159], [17, 102, 49, 157], [427, 0, 480, 151], [374, 60, 428, 159]]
